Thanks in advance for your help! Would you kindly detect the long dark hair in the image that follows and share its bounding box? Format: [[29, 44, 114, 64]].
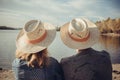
[[16, 48, 49, 67]]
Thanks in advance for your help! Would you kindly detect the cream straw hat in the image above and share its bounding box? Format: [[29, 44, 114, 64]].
[[16, 20, 56, 53], [60, 18, 99, 49]]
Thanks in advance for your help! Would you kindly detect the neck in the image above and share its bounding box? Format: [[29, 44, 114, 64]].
[[76, 48, 91, 53]]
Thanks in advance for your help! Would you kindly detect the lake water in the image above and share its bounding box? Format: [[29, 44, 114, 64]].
[[0, 30, 120, 69]]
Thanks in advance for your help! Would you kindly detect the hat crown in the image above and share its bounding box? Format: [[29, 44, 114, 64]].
[[71, 19, 85, 32], [69, 18, 89, 39], [24, 20, 46, 41], [25, 21, 38, 32]]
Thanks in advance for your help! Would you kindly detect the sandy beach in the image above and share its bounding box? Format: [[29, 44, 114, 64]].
[[0, 64, 120, 80], [112, 64, 120, 80]]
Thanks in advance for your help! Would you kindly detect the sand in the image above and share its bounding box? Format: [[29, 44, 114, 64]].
[[112, 64, 120, 80], [0, 64, 120, 80], [0, 69, 15, 80]]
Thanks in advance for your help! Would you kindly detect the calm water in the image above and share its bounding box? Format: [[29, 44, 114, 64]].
[[0, 30, 120, 69]]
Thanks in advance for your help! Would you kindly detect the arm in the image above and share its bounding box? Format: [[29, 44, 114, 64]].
[[96, 51, 112, 80], [12, 58, 26, 80]]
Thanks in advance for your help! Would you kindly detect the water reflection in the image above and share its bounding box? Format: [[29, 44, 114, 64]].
[[0, 30, 120, 69], [99, 35, 120, 63]]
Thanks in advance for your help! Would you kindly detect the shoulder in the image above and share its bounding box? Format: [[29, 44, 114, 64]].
[[90, 49, 110, 57], [100, 50, 110, 57], [60, 55, 74, 65], [48, 57, 62, 69], [49, 57, 58, 62], [99, 50, 111, 61], [91, 49, 111, 64], [94, 50, 110, 58], [60, 49, 111, 64], [48, 57, 60, 65], [12, 58, 27, 68]]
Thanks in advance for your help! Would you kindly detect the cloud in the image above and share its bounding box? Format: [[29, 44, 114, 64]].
[[0, 9, 35, 27], [0, 0, 119, 27]]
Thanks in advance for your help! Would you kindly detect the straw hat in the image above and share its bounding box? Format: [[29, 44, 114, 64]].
[[60, 18, 99, 49], [16, 20, 56, 53]]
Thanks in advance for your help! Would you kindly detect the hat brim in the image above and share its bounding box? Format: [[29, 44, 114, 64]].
[[16, 22, 56, 53], [60, 18, 100, 49]]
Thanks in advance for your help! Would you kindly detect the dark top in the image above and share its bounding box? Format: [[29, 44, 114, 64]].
[[12, 57, 64, 80], [60, 48, 112, 80]]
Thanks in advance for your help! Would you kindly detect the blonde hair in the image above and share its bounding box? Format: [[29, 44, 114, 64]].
[[16, 48, 48, 67]]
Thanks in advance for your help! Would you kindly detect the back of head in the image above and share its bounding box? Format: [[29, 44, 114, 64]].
[[15, 19, 56, 67], [60, 18, 99, 49], [16, 48, 49, 67], [16, 20, 56, 53]]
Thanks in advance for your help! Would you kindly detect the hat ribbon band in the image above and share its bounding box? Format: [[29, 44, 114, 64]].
[[27, 31, 47, 44], [68, 32, 90, 42]]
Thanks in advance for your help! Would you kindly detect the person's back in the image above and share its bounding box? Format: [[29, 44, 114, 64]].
[[12, 57, 63, 80], [12, 20, 64, 80], [60, 48, 112, 80], [60, 18, 112, 80]]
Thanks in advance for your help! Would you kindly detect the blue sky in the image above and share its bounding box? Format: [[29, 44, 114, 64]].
[[0, 0, 120, 28]]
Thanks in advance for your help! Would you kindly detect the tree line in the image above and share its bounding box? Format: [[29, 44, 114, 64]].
[[95, 17, 120, 34]]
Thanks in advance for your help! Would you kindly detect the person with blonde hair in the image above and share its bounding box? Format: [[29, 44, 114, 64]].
[[12, 20, 64, 80], [60, 18, 112, 80]]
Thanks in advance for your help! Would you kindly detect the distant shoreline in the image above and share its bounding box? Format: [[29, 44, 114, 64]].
[[0, 26, 21, 30], [101, 33, 120, 37], [0, 29, 20, 30]]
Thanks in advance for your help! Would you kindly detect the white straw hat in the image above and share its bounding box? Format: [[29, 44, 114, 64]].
[[60, 18, 100, 49], [16, 20, 56, 53]]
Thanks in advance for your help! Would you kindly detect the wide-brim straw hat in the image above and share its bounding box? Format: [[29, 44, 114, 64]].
[[16, 20, 56, 53], [60, 18, 100, 49]]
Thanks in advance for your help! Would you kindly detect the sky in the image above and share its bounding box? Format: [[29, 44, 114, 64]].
[[0, 0, 120, 28]]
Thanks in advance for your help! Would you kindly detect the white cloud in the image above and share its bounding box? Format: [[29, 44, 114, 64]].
[[0, 0, 119, 27]]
